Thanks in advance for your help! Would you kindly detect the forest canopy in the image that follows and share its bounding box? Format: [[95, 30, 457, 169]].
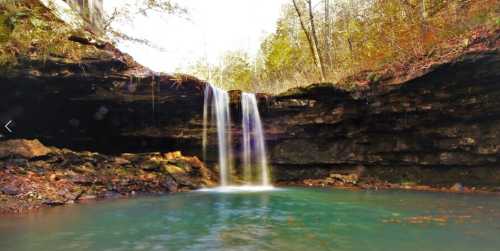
[[189, 0, 500, 93], [0, 0, 498, 93]]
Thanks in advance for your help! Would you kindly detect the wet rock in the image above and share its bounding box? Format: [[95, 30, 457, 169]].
[[0, 139, 51, 159]]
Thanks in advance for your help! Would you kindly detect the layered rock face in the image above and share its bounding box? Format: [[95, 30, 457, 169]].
[[2, 28, 499, 189], [0, 42, 207, 155], [264, 34, 500, 188]]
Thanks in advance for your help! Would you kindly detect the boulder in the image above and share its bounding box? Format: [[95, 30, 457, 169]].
[[0, 139, 51, 159]]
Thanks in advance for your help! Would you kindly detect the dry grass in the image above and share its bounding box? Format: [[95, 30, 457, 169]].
[[0, 0, 104, 69]]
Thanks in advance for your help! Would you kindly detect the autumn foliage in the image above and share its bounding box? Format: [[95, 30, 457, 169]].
[[192, 0, 499, 93]]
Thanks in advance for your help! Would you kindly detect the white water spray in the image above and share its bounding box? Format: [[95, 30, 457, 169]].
[[202, 84, 272, 189], [202, 86, 211, 162], [241, 93, 270, 186], [203, 84, 233, 186]]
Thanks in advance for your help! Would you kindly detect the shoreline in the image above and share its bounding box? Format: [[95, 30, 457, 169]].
[[3, 182, 499, 215], [277, 180, 500, 195], [0, 139, 217, 215], [2, 139, 499, 215]]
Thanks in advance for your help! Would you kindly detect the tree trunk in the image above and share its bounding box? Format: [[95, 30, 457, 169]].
[[307, 0, 326, 81], [324, 0, 333, 71], [291, 0, 325, 81]]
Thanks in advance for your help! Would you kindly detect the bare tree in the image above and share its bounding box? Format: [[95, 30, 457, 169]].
[[307, 0, 326, 81], [292, 0, 326, 81], [103, 0, 187, 48], [323, 0, 333, 69]]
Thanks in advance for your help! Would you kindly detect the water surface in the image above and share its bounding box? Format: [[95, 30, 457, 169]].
[[1, 188, 499, 251]]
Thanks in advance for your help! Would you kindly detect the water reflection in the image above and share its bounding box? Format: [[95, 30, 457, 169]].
[[157, 191, 274, 250]]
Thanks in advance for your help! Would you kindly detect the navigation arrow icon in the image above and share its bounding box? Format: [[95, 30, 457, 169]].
[[4, 120, 13, 133]]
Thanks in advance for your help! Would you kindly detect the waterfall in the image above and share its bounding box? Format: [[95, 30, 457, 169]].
[[202, 86, 211, 162], [202, 84, 271, 188], [241, 93, 270, 186], [203, 84, 233, 186]]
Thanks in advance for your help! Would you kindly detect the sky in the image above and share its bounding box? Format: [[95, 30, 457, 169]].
[[104, 0, 288, 74]]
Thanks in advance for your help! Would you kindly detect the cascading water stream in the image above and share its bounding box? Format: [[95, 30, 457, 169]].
[[203, 84, 233, 186], [202, 84, 271, 188], [241, 93, 270, 186], [202, 86, 211, 163]]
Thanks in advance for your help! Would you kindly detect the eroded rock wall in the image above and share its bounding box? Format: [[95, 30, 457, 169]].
[[0, 44, 207, 155], [2, 27, 499, 189], [264, 47, 500, 187]]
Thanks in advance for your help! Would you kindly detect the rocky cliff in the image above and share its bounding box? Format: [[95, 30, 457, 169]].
[[264, 29, 500, 189], [2, 25, 499, 190], [0, 36, 207, 154]]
